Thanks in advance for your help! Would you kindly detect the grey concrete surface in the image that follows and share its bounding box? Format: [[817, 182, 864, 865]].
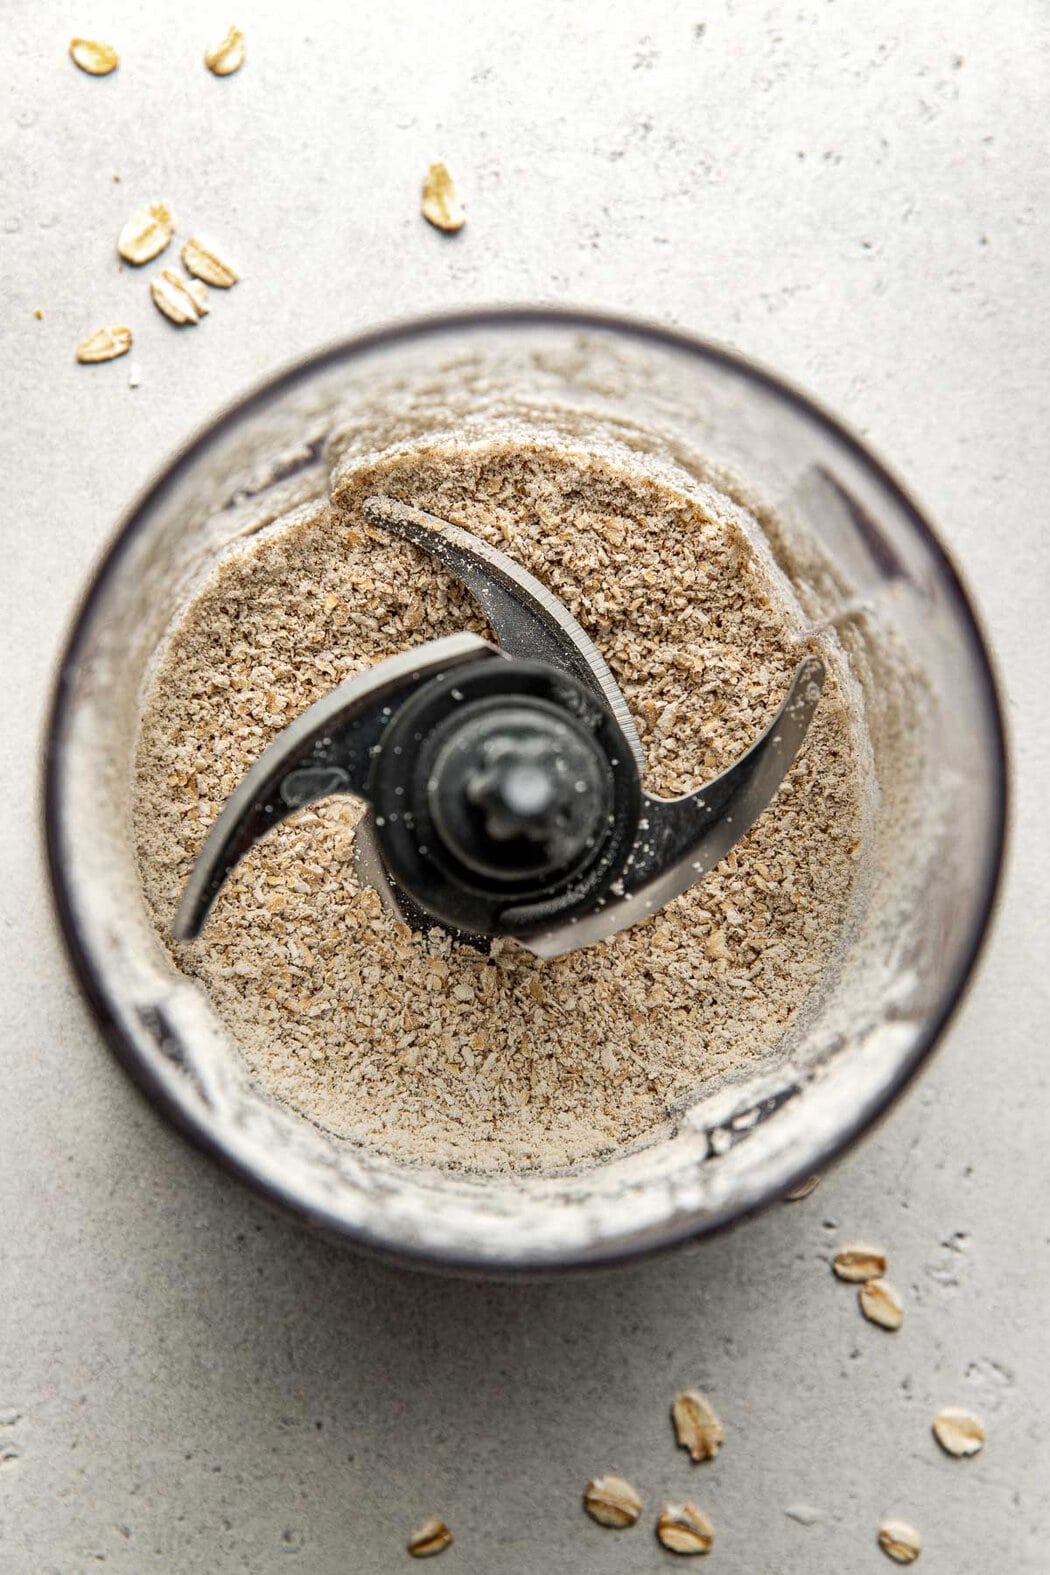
[[2, 1, 1048, 1570]]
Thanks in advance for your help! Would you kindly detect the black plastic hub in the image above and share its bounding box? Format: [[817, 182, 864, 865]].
[[429, 699, 613, 882], [369, 658, 641, 937]]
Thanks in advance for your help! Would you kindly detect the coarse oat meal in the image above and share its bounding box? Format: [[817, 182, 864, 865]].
[[134, 438, 863, 1174]]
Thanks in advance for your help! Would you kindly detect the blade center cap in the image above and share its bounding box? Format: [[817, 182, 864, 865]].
[[428, 702, 611, 883]]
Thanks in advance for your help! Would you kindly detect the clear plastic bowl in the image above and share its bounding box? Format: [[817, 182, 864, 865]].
[[44, 309, 1006, 1272]]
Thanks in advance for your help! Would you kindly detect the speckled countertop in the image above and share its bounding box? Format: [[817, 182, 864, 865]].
[[2, 2, 1047, 1570]]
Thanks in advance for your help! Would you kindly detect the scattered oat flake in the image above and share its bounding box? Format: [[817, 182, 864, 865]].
[[69, 38, 118, 75], [583, 1474, 642, 1529], [406, 1518, 452, 1558], [784, 1174, 821, 1201], [118, 203, 174, 265], [205, 26, 245, 76], [181, 237, 239, 288], [656, 1503, 714, 1555], [422, 162, 465, 232], [151, 268, 209, 325], [833, 1245, 887, 1282], [932, 1407, 985, 1457], [76, 325, 132, 363], [859, 1278, 904, 1330], [672, 1390, 724, 1462], [878, 1519, 922, 1563]]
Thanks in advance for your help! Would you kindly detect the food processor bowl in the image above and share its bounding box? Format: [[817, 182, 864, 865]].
[[44, 309, 1007, 1272]]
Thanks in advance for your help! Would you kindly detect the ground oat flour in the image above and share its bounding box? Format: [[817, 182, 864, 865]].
[[134, 438, 862, 1172]]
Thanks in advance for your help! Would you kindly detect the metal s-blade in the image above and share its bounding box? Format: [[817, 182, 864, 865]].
[[360, 495, 646, 772], [173, 633, 501, 941], [521, 656, 825, 957]]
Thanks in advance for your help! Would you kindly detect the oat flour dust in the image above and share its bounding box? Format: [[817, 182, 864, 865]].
[[135, 439, 862, 1173]]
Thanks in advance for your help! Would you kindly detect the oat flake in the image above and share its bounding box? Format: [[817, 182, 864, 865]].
[[182, 237, 239, 287], [833, 1245, 887, 1282], [118, 203, 174, 266], [422, 162, 466, 232], [932, 1407, 985, 1457], [150, 268, 208, 325], [672, 1390, 724, 1462], [76, 326, 132, 363], [205, 26, 245, 76], [656, 1502, 714, 1554], [69, 38, 118, 75], [583, 1474, 641, 1529], [858, 1278, 904, 1331], [407, 1518, 452, 1557], [878, 1519, 922, 1563]]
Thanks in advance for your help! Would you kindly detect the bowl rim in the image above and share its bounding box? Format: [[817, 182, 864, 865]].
[[42, 304, 1010, 1274]]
